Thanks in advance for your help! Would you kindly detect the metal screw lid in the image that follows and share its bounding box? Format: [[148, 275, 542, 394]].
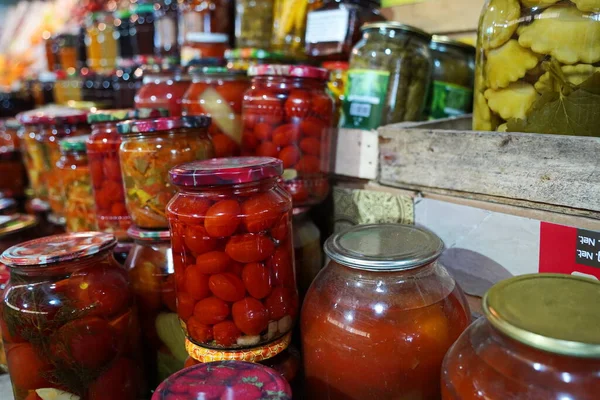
[[324, 223, 444, 271], [361, 22, 432, 41]]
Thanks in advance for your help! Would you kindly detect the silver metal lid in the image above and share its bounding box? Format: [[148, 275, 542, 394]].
[[324, 224, 444, 271]]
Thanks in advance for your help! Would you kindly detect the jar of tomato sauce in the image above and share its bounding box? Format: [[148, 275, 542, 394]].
[[125, 226, 187, 387], [302, 223, 471, 400], [87, 108, 169, 240], [0, 119, 26, 199], [0, 232, 145, 400], [135, 66, 192, 116], [242, 65, 334, 207], [182, 66, 250, 157], [166, 157, 298, 354], [442, 274, 600, 400], [118, 116, 214, 230]]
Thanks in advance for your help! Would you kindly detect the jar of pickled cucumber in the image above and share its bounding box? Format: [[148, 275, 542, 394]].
[[235, 0, 274, 49], [474, 0, 600, 136], [271, 0, 320, 57]]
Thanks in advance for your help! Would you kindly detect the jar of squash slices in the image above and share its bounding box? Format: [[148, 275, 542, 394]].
[[474, 0, 600, 136]]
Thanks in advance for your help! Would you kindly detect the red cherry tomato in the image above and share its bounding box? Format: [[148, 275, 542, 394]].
[[184, 265, 211, 301], [299, 137, 321, 156], [254, 122, 273, 141], [184, 225, 217, 254], [209, 273, 246, 302], [311, 92, 334, 118], [6, 343, 52, 389], [193, 297, 230, 325], [177, 291, 195, 321], [242, 262, 272, 299], [195, 251, 232, 274], [170, 196, 213, 225], [286, 182, 310, 204], [300, 116, 326, 138], [88, 357, 139, 400], [186, 316, 214, 343], [279, 146, 301, 168], [269, 247, 296, 288], [264, 287, 297, 320], [242, 192, 285, 233], [212, 133, 239, 158], [296, 155, 321, 174], [256, 141, 279, 158], [204, 200, 241, 237], [225, 234, 275, 263], [272, 124, 300, 148], [270, 214, 290, 242], [102, 180, 125, 203], [68, 267, 130, 317], [90, 161, 104, 186], [285, 90, 312, 118], [232, 297, 270, 336], [213, 321, 241, 346]]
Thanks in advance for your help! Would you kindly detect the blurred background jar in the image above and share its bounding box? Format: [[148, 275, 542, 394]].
[[179, 0, 234, 47], [135, 66, 192, 116], [426, 35, 475, 120], [181, 33, 230, 66], [30, 73, 57, 107], [131, 3, 157, 59], [0, 119, 26, 199], [154, 0, 181, 62], [322, 61, 348, 124], [85, 11, 120, 74], [235, 0, 274, 49], [271, 0, 318, 57], [53, 70, 83, 105], [225, 48, 289, 71], [24, 198, 65, 236], [44, 33, 59, 72], [113, 66, 144, 109], [115, 8, 137, 67], [55, 32, 79, 73], [292, 208, 322, 300]]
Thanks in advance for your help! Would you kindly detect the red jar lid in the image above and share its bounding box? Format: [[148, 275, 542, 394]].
[[88, 108, 170, 124], [117, 116, 211, 134], [248, 64, 330, 80], [152, 361, 292, 400], [322, 61, 349, 71], [17, 106, 88, 126], [0, 232, 117, 267], [170, 157, 283, 187], [127, 226, 170, 241]]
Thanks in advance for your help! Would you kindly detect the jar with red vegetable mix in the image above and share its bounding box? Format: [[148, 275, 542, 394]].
[[152, 360, 292, 400], [135, 66, 192, 117], [442, 274, 600, 400], [0, 119, 26, 198], [242, 65, 334, 207], [302, 224, 471, 400], [125, 226, 187, 387], [118, 116, 214, 230], [182, 67, 250, 157], [87, 108, 169, 240], [167, 157, 298, 353], [0, 232, 145, 400]]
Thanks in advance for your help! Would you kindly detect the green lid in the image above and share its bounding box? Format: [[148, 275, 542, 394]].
[[224, 48, 286, 61], [115, 9, 132, 19], [59, 135, 90, 153], [88, 108, 169, 124], [484, 274, 600, 358], [133, 3, 156, 14], [189, 66, 246, 76]]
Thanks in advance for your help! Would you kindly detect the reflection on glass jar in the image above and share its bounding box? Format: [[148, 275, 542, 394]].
[[235, 0, 274, 49], [115, 8, 136, 66], [0, 119, 26, 198], [135, 66, 192, 116], [442, 274, 600, 399], [302, 224, 471, 400], [85, 12, 119, 74]]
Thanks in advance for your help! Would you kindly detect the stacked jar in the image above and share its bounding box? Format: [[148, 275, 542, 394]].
[[0, 119, 27, 199], [241, 65, 334, 207], [135, 66, 192, 117], [85, 11, 120, 74]]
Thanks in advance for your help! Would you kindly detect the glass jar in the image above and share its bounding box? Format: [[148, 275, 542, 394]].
[[44, 34, 59, 72], [235, 0, 274, 49], [0, 119, 26, 199], [271, 0, 315, 57], [341, 22, 432, 130], [30, 73, 57, 107], [302, 224, 471, 399], [135, 67, 192, 116], [242, 65, 334, 207], [225, 48, 289, 71], [118, 116, 214, 229], [131, 3, 156, 58], [153, 361, 292, 400], [56, 136, 97, 233], [426, 35, 475, 120], [125, 226, 187, 387], [474, 1, 600, 135], [115, 9, 136, 66], [179, 0, 233, 40], [53, 71, 83, 105], [182, 67, 250, 157], [0, 264, 7, 372], [113, 67, 144, 109], [166, 157, 298, 353], [292, 208, 322, 299], [442, 274, 600, 399], [85, 11, 119, 74], [323, 61, 348, 124], [306, 0, 385, 61], [0, 232, 145, 400], [55, 33, 79, 73], [181, 33, 230, 66], [155, 0, 181, 61]]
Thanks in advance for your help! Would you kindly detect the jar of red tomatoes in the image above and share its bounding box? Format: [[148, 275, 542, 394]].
[[442, 274, 600, 400], [118, 116, 214, 230], [0, 232, 145, 400], [166, 157, 298, 356], [302, 224, 471, 400], [87, 108, 169, 240], [0, 119, 26, 199], [125, 226, 187, 387], [242, 65, 334, 207], [135, 66, 192, 116], [182, 66, 250, 157]]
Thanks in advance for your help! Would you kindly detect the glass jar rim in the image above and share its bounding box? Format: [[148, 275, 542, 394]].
[[17, 106, 88, 126], [361, 22, 432, 41], [117, 116, 211, 135]]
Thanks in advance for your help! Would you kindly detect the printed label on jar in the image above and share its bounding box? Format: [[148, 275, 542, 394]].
[[428, 80, 473, 120], [341, 69, 390, 130], [305, 9, 350, 44]]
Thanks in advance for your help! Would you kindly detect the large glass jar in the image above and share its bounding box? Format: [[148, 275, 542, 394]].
[[53, 71, 83, 105], [56, 136, 97, 233], [305, 0, 385, 61], [242, 65, 334, 207], [0, 232, 145, 400], [85, 12, 119, 74], [474, 1, 600, 135], [154, 0, 181, 62], [181, 33, 230, 66], [55, 33, 79, 73], [118, 116, 214, 229], [302, 224, 471, 400], [225, 48, 289, 71], [292, 208, 322, 299], [125, 226, 186, 388], [182, 67, 250, 157], [0, 119, 26, 199], [442, 274, 600, 399], [341, 22, 432, 129], [115, 9, 136, 66], [166, 157, 298, 355], [235, 0, 274, 49], [271, 0, 315, 57], [131, 3, 156, 58], [426, 36, 475, 120], [135, 66, 192, 116]]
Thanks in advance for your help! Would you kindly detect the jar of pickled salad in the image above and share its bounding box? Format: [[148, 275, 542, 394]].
[[85, 11, 119, 74], [0, 119, 26, 199], [87, 108, 169, 240], [0, 232, 145, 400], [182, 66, 250, 157], [242, 65, 334, 207], [113, 67, 144, 109], [302, 224, 471, 399], [125, 226, 187, 387], [135, 66, 192, 117], [166, 157, 298, 355], [442, 274, 600, 400], [118, 116, 214, 230]]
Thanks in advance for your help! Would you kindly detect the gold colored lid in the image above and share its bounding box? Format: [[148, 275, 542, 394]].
[[483, 274, 600, 358], [361, 22, 431, 41]]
